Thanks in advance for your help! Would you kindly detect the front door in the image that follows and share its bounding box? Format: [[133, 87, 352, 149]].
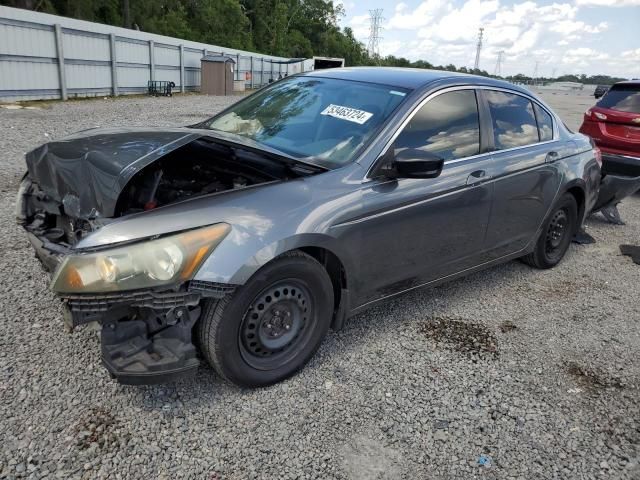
[[350, 88, 494, 305]]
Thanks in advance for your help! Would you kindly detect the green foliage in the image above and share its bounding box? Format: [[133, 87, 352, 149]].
[[2, 0, 627, 81], [505, 73, 627, 85]]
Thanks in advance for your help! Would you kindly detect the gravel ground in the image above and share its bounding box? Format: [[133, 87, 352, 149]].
[[1, 91, 639, 480]]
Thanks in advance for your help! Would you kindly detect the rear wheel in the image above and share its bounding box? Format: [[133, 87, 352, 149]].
[[196, 251, 334, 387], [522, 193, 578, 269]]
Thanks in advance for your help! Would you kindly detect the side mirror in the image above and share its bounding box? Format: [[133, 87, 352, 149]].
[[391, 148, 444, 179]]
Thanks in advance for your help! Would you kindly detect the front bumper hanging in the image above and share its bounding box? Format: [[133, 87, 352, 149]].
[[101, 306, 201, 385], [62, 282, 235, 385]]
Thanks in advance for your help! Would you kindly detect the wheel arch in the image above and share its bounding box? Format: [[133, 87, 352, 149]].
[[194, 233, 353, 330], [561, 180, 586, 226]]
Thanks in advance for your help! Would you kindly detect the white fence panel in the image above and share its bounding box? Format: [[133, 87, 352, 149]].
[[0, 22, 56, 57], [0, 5, 310, 102], [115, 39, 149, 65], [63, 32, 110, 61]]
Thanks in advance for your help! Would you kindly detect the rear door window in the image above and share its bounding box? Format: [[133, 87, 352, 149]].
[[485, 91, 539, 150], [394, 90, 480, 161], [597, 85, 640, 113], [533, 103, 554, 141]]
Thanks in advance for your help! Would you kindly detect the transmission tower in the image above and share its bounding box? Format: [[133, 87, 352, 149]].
[[493, 50, 505, 76], [367, 9, 384, 59], [532, 60, 539, 83], [473, 27, 484, 71]]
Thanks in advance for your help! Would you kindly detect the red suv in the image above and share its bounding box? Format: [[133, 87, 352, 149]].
[[580, 81, 640, 218], [579, 81, 640, 177]]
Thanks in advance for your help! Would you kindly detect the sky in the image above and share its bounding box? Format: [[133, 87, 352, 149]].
[[337, 0, 640, 78]]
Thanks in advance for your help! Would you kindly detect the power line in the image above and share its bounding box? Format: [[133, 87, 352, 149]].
[[473, 27, 484, 71], [367, 9, 384, 60], [493, 50, 505, 76]]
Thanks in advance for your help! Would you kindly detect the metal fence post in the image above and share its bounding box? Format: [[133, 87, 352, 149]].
[[250, 56, 254, 89], [53, 24, 67, 100], [201, 49, 207, 91], [149, 40, 155, 82], [261, 57, 264, 87], [237, 53, 240, 81], [179, 44, 185, 93], [109, 33, 118, 96]]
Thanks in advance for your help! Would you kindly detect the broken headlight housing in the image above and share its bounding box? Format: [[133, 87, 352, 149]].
[[51, 223, 230, 294]]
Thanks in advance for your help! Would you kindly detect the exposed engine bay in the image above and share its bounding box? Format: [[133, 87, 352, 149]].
[[114, 138, 281, 216], [17, 136, 311, 265]]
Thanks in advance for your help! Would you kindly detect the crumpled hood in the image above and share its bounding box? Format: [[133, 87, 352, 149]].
[[25, 127, 199, 219]]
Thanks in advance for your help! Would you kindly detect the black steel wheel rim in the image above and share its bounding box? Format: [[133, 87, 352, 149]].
[[239, 279, 315, 370], [545, 208, 569, 256]]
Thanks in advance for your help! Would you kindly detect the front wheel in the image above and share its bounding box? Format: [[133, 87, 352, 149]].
[[522, 193, 578, 269], [196, 251, 334, 388]]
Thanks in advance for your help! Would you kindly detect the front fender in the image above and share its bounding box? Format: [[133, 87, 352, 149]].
[[193, 228, 354, 286]]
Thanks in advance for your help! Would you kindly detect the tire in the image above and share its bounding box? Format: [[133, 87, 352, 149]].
[[196, 251, 334, 388], [522, 193, 578, 269]]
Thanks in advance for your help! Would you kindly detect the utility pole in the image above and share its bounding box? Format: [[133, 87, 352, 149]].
[[532, 60, 539, 84], [367, 9, 384, 61], [493, 50, 504, 76], [473, 27, 484, 71]]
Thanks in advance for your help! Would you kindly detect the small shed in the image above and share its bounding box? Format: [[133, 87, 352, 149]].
[[201, 55, 236, 96]]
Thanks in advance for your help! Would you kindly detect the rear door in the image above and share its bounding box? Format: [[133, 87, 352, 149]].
[[593, 84, 640, 156], [480, 89, 563, 259]]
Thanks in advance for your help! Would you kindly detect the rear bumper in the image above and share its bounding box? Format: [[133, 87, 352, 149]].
[[601, 152, 640, 177], [593, 153, 640, 212]]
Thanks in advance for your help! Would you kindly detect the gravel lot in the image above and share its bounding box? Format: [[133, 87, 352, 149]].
[[1, 90, 639, 480]]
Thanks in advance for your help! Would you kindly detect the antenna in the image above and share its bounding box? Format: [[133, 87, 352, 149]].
[[473, 27, 484, 71], [367, 9, 384, 60], [493, 50, 505, 76]]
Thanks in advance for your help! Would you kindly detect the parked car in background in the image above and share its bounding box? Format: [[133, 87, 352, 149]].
[[579, 81, 640, 216], [594, 85, 609, 99], [18, 68, 603, 387]]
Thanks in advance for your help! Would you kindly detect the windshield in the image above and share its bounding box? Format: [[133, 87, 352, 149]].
[[202, 76, 410, 168], [597, 85, 640, 113]]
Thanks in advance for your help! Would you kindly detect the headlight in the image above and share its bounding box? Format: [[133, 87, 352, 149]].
[[51, 223, 230, 293]]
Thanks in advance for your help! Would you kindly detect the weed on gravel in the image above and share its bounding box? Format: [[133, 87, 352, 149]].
[[419, 317, 498, 359], [73, 407, 122, 451], [499, 320, 518, 333], [565, 361, 626, 391]]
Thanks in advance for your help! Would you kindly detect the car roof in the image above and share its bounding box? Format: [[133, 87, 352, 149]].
[[302, 66, 530, 94], [612, 80, 640, 87]]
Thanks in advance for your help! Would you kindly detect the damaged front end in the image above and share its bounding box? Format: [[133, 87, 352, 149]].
[[65, 281, 234, 384], [17, 127, 318, 384]]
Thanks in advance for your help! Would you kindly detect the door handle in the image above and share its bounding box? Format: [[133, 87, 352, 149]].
[[545, 151, 560, 163], [466, 170, 488, 186]]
